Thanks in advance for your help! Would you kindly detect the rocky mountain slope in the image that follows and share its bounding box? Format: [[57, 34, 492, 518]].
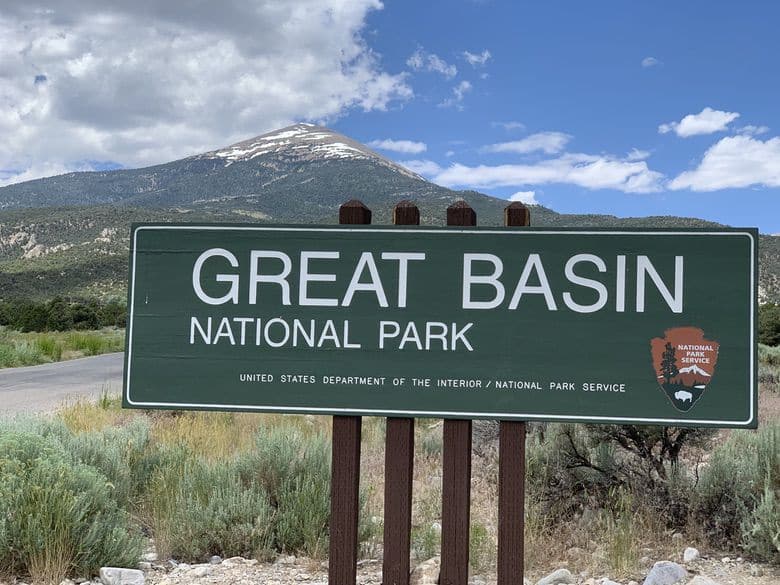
[[0, 124, 777, 301]]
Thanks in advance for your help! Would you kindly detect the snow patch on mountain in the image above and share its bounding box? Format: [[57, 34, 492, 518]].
[[202, 124, 424, 180]]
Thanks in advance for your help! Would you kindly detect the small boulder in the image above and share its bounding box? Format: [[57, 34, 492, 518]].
[[410, 556, 440, 585], [683, 548, 700, 563], [141, 552, 158, 563], [209, 555, 222, 565], [642, 561, 687, 585], [536, 568, 574, 585], [99, 567, 145, 585], [601, 580, 622, 585], [187, 566, 211, 578]]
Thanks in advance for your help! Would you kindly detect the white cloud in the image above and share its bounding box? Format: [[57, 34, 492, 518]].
[[483, 132, 571, 155], [509, 190, 538, 205], [641, 56, 661, 68], [0, 162, 94, 187], [0, 1, 411, 176], [462, 49, 491, 67], [433, 153, 664, 194], [658, 107, 740, 137], [669, 135, 780, 191], [492, 121, 526, 132], [445, 150, 455, 157], [368, 139, 427, 154], [399, 159, 441, 176], [737, 125, 770, 137], [406, 48, 457, 78], [626, 148, 651, 161], [439, 80, 472, 109]]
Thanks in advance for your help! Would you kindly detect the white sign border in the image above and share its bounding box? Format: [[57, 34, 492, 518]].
[[125, 225, 757, 427]]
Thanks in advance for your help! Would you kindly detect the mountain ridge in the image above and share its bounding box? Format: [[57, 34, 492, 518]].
[[0, 124, 777, 301]]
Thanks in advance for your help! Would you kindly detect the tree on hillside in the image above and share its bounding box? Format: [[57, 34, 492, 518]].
[[759, 303, 780, 346]]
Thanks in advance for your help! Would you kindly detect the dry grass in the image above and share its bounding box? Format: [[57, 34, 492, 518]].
[[27, 539, 71, 585], [59, 392, 130, 433]]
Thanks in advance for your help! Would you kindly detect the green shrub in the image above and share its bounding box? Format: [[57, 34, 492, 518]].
[[411, 524, 440, 562], [67, 332, 105, 356], [760, 343, 780, 366], [148, 451, 274, 561], [693, 422, 780, 550], [759, 303, 780, 346], [35, 335, 63, 361], [469, 522, 493, 573], [0, 431, 142, 582], [741, 483, 780, 563], [63, 418, 155, 510], [0, 298, 127, 333], [241, 426, 333, 557]]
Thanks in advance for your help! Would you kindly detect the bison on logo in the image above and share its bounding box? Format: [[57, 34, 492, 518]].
[[650, 327, 719, 412]]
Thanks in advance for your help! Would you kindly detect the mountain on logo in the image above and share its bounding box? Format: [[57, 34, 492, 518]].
[[678, 364, 711, 377], [650, 327, 720, 413]]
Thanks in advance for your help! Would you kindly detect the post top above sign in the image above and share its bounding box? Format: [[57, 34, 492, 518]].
[[124, 222, 757, 428]]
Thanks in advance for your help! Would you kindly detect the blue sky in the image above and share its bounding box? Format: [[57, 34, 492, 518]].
[[2, 1, 779, 232]]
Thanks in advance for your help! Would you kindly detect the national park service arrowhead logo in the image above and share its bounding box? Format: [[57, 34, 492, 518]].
[[650, 327, 719, 412]]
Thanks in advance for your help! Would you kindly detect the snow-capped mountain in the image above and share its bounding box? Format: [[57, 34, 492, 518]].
[[204, 123, 423, 181], [0, 123, 464, 219]]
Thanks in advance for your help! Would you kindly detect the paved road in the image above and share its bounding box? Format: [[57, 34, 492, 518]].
[[0, 352, 123, 414]]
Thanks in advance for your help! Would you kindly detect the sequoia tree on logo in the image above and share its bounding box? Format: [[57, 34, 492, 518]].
[[650, 327, 719, 412]]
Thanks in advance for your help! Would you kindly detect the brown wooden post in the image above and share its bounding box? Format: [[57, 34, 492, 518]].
[[382, 201, 419, 585], [330, 200, 371, 585], [498, 201, 530, 585], [440, 200, 475, 585]]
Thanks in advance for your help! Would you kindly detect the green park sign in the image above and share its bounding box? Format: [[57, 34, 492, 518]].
[[123, 224, 758, 428]]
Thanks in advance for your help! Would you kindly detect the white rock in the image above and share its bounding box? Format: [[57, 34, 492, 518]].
[[629, 581, 640, 585], [59, 580, 76, 585], [536, 568, 574, 585], [187, 566, 211, 578], [642, 561, 687, 585], [683, 547, 700, 563], [601, 579, 622, 585], [141, 552, 158, 562], [99, 567, 145, 585], [720, 557, 730, 563], [209, 555, 222, 564]]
